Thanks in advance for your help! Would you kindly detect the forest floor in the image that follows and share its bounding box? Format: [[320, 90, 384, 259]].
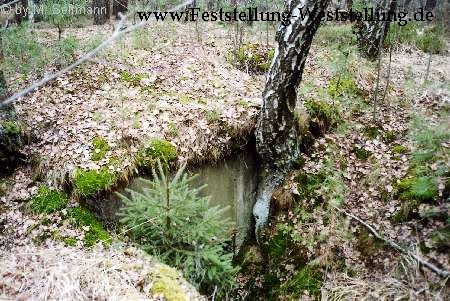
[[1, 21, 449, 300], [238, 27, 450, 300]]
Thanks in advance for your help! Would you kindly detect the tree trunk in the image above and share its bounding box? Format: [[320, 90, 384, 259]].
[[93, 0, 110, 25], [0, 32, 26, 175], [112, 0, 128, 19], [424, 0, 437, 11], [253, 0, 330, 239], [356, 0, 397, 59], [35, 0, 43, 23], [14, 0, 29, 24]]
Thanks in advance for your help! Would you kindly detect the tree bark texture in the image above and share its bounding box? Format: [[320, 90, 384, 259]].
[[93, 0, 110, 25], [253, 0, 330, 239], [355, 0, 397, 59]]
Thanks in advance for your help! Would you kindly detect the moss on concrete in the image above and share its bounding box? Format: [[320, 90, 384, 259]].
[[150, 265, 189, 301]]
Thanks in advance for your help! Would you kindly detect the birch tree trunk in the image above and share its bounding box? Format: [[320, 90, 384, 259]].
[[253, 0, 330, 239], [356, 0, 397, 59]]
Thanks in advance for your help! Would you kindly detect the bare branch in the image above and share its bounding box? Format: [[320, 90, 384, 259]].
[[334, 206, 450, 279], [0, 0, 194, 107]]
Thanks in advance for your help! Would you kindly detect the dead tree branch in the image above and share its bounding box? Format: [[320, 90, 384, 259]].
[[333, 206, 450, 279]]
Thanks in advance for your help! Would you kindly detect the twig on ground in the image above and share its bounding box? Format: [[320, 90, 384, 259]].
[[333, 206, 450, 279]]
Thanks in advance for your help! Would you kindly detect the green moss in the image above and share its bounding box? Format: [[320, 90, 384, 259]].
[[68, 206, 111, 247], [168, 122, 179, 136], [1, 120, 21, 135], [353, 146, 371, 161], [91, 136, 110, 161], [345, 267, 357, 278], [205, 109, 220, 123], [383, 130, 397, 143], [259, 48, 275, 71], [362, 126, 380, 139], [242, 245, 264, 265], [398, 176, 438, 202], [266, 229, 288, 260], [274, 265, 323, 299], [0, 179, 10, 196], [392, 175, 438, 223], [150, 266, 188, 301], [73, 167, 116, 198], [30, 186, 68, 214], [327, 75, 363, 99], [63, 237, 77, 247], [232, 43, 274, 73], [120, 71, 147, 87], [304, 99, 341, 128], [40, 217, 51, 225], [392, 144, 408, 154], [137, 139, 178, 169]]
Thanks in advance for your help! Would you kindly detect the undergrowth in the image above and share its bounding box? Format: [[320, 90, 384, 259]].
[[237, 157, 347, 300], [0, 120, 21, 135], [230, 43, 274, 73], [392, 112, 449, 246], [386, 23, 446, 54], [304, 99, 341, 133]]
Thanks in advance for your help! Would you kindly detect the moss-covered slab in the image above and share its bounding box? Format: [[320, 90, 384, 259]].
[[150, 265, 198, 301]]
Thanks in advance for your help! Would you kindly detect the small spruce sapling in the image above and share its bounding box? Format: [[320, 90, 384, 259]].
[[117, 162, 238, 296]]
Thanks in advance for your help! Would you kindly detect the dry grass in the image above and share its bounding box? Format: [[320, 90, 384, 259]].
[[321, 248, 449, 301], [0, 243, 203, 301]]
